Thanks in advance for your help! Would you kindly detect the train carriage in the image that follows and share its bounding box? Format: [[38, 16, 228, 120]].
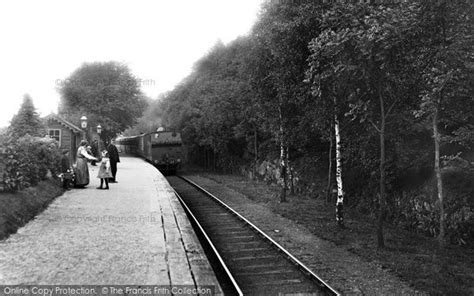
[[115, 135, 140, 154], [115, 131, 183, 175]]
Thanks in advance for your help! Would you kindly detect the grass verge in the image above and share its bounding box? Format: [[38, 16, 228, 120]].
[[0, 179, 64, 240], [198, 172, 474, 296]]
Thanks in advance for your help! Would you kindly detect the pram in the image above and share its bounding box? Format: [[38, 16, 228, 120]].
[[60, 167, 76, 189]]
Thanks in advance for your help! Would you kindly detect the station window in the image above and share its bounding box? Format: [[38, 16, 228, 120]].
[[48, 129, 61, 146]]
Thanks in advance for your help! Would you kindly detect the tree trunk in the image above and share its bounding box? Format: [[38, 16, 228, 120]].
[[280, 139, 287, 203], [434, 109, 445, 248], [326, 125, 334, 203], [377, 92, 386, 248], [279, 106, 287, 203], [334, 113, 344, 227], [287, 146, 295, 194], [214, 151, 217, 171], [254, 128, 258, 180]]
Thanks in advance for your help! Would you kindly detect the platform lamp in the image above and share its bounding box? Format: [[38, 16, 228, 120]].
[[97, 124, 102, 153], [80, 116, 87, 140]]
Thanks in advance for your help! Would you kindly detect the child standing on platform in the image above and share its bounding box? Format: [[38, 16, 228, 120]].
[[97, 150, 113, 190]]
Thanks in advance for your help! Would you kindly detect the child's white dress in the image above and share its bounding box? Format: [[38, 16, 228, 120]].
[[97, 157, 113, 178]]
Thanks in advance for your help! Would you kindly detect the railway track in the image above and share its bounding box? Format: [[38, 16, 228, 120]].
[[167, 176, 340, 296]]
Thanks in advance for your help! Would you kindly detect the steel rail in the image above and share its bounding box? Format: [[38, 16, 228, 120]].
[[172, 188, 244, 296], [179, 175, 341, 296]]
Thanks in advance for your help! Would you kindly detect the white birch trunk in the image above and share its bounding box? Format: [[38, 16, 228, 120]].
[[334, 113, 344, 227], [279, 106, 287, 202], [326, 125, 333, 203]]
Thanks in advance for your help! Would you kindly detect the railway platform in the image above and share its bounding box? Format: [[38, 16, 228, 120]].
[[0, 157, 222, 294]]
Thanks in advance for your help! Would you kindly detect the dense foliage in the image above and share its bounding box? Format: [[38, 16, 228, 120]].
[[156, 0, 473, 246], [2, 136, 62, 192], [58, 61, 147, 140], [2, 97, 62, 192]]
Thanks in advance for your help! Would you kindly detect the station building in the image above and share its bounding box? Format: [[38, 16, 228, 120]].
[[44, 114, 84, 163]]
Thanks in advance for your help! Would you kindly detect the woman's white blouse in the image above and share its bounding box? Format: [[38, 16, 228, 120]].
[[78, 146, 96, 160]]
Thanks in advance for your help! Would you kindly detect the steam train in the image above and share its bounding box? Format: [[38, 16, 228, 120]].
[[115, 131, 183, 175]]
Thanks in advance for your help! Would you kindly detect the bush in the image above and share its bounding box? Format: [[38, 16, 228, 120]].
[[2, 135, 62, 192], [392, 169, 474, 246], [444, 169, 474, 245]]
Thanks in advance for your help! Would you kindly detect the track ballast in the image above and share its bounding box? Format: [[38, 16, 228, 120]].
[[167, 176, 339, 296]]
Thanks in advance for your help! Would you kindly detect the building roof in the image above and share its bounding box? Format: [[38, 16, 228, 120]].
[[45, 114, 84, 134]]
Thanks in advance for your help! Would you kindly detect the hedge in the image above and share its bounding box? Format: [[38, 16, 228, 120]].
[[2, 135, 62, 192]]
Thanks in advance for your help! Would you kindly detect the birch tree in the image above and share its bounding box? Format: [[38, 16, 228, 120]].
[[307, 27, 352, 227], [334, 102, 344, 226], [308, 3, 422, 239], [416, 0, 473, 248]]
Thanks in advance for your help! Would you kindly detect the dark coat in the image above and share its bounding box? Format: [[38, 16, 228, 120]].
[[61, 154, 70, 173], [107, 143, 120, 163], [91, 141, 99, 157]]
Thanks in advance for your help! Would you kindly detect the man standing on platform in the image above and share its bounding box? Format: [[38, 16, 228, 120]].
[[90, 140, 99, 166], [106, 139, 120, 183]]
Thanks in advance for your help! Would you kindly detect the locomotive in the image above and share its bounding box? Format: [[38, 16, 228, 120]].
[[115, 131, 183, 175]]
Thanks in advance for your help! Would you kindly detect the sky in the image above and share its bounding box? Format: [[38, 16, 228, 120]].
[[0, 0, 265, 128]]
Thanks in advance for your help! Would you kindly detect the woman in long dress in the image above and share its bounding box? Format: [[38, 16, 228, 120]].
[[75, 140, 97, 187]]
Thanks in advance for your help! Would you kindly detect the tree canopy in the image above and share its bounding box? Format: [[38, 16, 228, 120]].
[[58, 61, 147, 140], [153, 0, 473, 247], [8, 94, 45, 139]]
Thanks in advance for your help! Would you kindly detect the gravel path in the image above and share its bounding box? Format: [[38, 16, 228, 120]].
[[0, 158, 219, 291], [186, 175, 427, 296]]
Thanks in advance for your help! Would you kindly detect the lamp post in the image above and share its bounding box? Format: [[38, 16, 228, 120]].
[[80, 116, 88, 140], [97, 124, 102, 153]]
